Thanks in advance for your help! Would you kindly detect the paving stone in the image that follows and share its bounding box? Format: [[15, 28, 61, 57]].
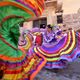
[[34, 62, 80, 80]]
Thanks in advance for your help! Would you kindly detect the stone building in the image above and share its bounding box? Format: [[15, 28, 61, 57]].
[[24, 0, 63, 29], [24, 0, 80, 32]]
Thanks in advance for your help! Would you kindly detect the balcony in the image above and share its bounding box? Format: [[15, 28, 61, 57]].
[[45, 0, 63, 13], [45, 0, 57, 3], [45, 0, 57, 7]]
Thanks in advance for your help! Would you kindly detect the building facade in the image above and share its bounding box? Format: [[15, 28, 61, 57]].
[[24, 0, 80, 32], [24, 0, 63, 29]]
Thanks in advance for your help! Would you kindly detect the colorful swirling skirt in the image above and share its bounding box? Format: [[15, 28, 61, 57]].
[[18, 33, 33, 51], [0, 38, 46, 80], [33, 30, 80, 69]]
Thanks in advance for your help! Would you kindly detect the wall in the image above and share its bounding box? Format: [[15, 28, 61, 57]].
[[41, 6, 57, 25], [23, 21, 33, 30], [63, 13, 80, 31]]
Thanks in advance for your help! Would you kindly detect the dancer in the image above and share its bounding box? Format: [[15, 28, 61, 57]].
[[0, 0, 46, 80], [42, 24, 56, 45], [19, 23, 80, 70], [34, 28, 80, 69]]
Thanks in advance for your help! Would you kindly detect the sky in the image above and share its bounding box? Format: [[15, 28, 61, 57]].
[[63, 0, 80, 14]]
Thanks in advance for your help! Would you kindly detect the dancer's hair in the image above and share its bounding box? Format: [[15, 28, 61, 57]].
[[40, 24, 46, 29], [47, 24, 52, 30]]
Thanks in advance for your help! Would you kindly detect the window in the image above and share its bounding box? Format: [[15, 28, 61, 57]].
[[33, 18, 47, 28], [57, 15, 63, 24], [68, 28, 72, 30]]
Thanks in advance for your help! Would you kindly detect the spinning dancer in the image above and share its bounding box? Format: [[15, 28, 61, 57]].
[[34, 28, 80, 69], [0, 0, 46, 80], [42, 24, 56, 45]]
